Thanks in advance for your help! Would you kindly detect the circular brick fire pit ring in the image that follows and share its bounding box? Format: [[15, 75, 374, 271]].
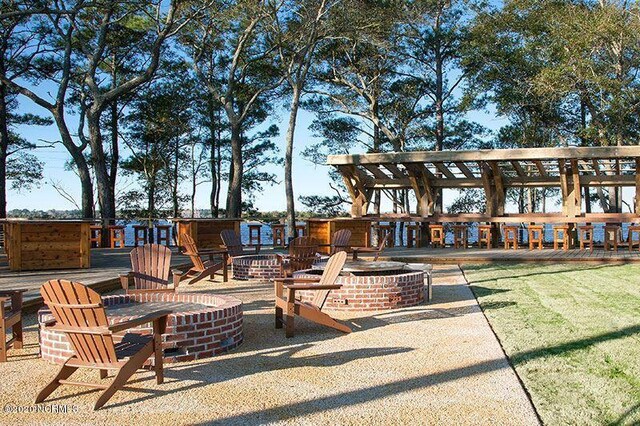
[[293, 268, 425, 311], [38, 292, 243, 365], [232, 254, 282, 281]]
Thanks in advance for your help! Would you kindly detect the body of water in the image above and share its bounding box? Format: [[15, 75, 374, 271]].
[[114, 220, 628, 247]]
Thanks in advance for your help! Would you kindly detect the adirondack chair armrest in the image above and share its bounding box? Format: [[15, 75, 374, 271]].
[[171, 269, 184, 287], [0, 289, 27, 295], [351, 246, 378, 253], [197, 249, 227, 255], [284, 284, 342, 290], [119, 272, 133, 291], [109, 310, 172, 334]]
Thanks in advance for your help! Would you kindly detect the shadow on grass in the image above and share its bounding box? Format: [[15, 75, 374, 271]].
[[463, 263, 620, 285], [610, 402, 640, 426], [509, 324, 640, 366]]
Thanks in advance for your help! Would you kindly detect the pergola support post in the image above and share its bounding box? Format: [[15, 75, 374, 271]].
[[636, 159, 640, 214], [338, 165, 372, 217]]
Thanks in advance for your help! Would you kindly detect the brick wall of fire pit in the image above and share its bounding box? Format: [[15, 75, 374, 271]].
[[232, 254, 282, 281], [38, 292, 243, 365], [294, 269, 425, 311]]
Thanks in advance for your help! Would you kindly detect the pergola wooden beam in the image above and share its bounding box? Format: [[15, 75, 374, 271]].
[[511, 160, 525, 177], [433, 162, 456, 179], [327, 146, 640, 165], [368, 175, 638, 188], [455, 161, 476, 179]]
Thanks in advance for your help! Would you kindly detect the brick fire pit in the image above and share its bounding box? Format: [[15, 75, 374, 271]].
[[232, 254, 282, 281], [38, 292, 243, 365], [294, 262, 425, 311]]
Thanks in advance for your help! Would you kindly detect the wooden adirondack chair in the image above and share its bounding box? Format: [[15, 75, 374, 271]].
[[278, 236, 319, 277], [330, 229, 352, 255], [119, 244, 179, 293], [36, 280, 169, 410], [351, 233, 390, 261], [220, 229, 259, 263], [274, 251, 350, 338], [0, 289, 25, 362], [175, 233, 229, 285]]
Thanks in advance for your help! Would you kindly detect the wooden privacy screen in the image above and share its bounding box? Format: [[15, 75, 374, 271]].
[[173, 219, 241, 250], [4, 221, 91, 271], [307, 218, 371, 254]]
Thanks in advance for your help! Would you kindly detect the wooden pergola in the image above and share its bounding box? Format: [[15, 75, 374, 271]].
[[327, 146, 640, 219]]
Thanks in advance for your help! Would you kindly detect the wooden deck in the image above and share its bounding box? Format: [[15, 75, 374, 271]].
[[375, 246, 640, 264], [0, 248, 191, 310]]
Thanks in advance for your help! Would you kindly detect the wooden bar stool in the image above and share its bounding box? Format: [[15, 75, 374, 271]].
[[271, 224, 286, 247], [528, 224, 544, 250], [430, 224, 445, 248], [248, 224, 262, 246], [377, 224, 396, 248], [553, 225, 571, 251], [503, 225, 518, 250], [132, 225, 149, 247], [478, 224, 492, 249], [108, 225, 126, 248], [578, 225, 594, 250], [452, 224, 468, 249], [295, 224, 306, 237], [628, 225, 640, 251], [604, 224, 621, 251], [0, 290, 25, 362], [406, 224, 421, 248], [155, 225, 171, 246], [90, 225, 102, 248]]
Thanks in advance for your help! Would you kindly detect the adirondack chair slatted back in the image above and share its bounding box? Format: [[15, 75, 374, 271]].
[[289, 237, 318, 272], [41, 280, 118, 364], [220, 230, 244, 257], [130, 244, 172, 290], [181, 234, 205, 271], [312, 251, 347, 309], [331, 229, 352, 255]]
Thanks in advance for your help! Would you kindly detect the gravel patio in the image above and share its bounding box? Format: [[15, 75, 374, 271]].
[[0, 266, 538, 425]]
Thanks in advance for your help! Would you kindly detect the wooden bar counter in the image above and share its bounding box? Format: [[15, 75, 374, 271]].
[[172, 218, 242, 250], [307, 218, 372, 254], [3, 220, 92, 271]]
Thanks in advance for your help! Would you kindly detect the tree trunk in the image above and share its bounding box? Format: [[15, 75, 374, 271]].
[[284, 85, 301, 238], [215, 129, 222, 217], [226, 122, 243, 218], [208, 98, 218, 218], [53, 111, 94, 218], [109, 98, 118, 216], [148, 174, 156, 220], [0, 82, 8, 218], [108, 58, 119, 219], [87, 111, 115, 224], [173, 139, 179, 217], [434, 35, 444, 214]]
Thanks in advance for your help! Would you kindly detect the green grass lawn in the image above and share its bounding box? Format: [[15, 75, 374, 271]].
[[463, 263, 640, 426]]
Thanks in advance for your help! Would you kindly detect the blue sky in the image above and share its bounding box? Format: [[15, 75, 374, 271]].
[[8, 94, 515, 213], [9, 101, 338, 212], [12, 96, 629, 215]]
